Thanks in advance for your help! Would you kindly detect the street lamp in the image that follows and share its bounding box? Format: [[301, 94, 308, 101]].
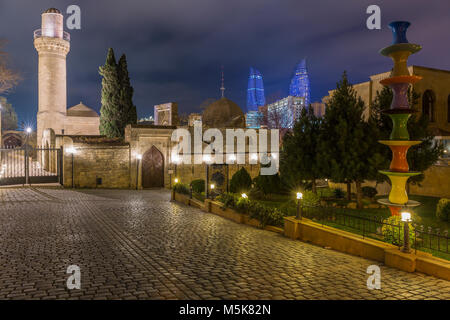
[[296, 192, 303, 220], [401, 209, 412, 253], [174, 178, 179, 184], [66, 147, 77, 188], [241, 193, 248, 199], [136, 154, 142, 190]]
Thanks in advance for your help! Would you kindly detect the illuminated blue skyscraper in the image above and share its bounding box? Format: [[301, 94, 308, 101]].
[[289, 59, 310, 107], [246, 67, 266, 112]]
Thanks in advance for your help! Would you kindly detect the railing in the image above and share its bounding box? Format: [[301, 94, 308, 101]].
[[33, 29, 70, 42], [301, 206, 450, 257]]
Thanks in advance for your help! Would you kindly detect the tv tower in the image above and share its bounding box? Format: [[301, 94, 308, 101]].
[[220, 65, 225, 98]]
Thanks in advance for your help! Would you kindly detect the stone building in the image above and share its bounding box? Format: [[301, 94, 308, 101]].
[[322, 65, 450, 136], [47, 97, 276, 190], [324, 66, 450, 198]]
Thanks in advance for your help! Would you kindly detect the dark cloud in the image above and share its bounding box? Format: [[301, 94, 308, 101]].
[[1, 0, 449, 126]]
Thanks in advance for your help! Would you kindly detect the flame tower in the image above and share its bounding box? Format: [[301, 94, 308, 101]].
[[246, 67, 265, 112], [289, 59, 310, 107]]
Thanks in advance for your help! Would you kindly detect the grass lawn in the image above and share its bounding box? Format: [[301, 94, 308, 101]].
[[252, 192, 450, 260]]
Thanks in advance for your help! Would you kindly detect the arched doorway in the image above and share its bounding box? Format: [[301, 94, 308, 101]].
[[422, 90, 435, 122], [2, 134, 22, 148], [142, 146, 164, 188]]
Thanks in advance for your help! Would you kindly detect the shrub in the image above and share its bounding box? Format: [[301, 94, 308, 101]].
[[436, 198, 450, 222], [279, 200, 297, 216], [362, 186, 378, 198], [252, 173, 282, 195], [235, 197, 251, 214], [248, 187, 265, 200], [230, 168, 252, 193], [333, 188, 345, 199], [247, 202, 284, 228], [302, 190, 320, 207], [190, 179, 205, 194], [217, 193, 238, 209], [173, 182, 190, 195], [382, 216, 415, 246]]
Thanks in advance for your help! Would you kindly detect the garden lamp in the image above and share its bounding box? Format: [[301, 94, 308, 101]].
[[296, 192, 303, 220], [401, 209, 412, 253], [241, 193, 248, 199]]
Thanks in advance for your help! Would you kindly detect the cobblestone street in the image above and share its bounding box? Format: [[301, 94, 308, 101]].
[[0, 187, 449, 300]]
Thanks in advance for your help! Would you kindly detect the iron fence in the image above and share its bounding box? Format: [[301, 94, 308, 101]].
[[0, 146, 62, 185], [301, 205, 449, 256]]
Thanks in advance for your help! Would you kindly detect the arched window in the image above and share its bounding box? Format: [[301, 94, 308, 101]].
[[422, 90, 435, 122], [447, 95, 450, 123]]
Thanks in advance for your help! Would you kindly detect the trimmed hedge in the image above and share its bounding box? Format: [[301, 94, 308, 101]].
[[216, 193, 284, 228], [173, 182, 190, 195], [190, 179, 205, 194]]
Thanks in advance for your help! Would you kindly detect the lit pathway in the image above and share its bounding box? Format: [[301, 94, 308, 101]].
[[0, 187, 448, 300]]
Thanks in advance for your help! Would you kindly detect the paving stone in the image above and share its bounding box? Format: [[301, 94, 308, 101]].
[[0, 187, 449, 300]]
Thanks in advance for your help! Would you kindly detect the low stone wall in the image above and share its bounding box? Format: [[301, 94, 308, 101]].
[[63, 143, 131, 188], [284, 216, 450, 281]]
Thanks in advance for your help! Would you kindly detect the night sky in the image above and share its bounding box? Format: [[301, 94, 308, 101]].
[[1, 0, 449, 129]]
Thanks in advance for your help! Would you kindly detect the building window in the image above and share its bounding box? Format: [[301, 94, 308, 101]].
[[422, 90, 435, 122], [448, 95, 450, 123]]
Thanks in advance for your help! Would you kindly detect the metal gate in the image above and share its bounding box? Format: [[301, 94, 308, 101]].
[[0, 147, 63, 186]]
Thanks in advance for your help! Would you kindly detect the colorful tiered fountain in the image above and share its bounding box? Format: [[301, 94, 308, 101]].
[[377, 21, 422, 216]]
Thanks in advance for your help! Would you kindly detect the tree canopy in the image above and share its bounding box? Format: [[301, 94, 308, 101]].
[[99, 48, 137, 138]]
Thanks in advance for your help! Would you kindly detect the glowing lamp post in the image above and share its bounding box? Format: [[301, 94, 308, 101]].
[[296, 192, 303, 220], [241, 193, 248, 199], [401, 210, 412, 253], [136, 154, 142, 190], [174, 178, 179, 184]]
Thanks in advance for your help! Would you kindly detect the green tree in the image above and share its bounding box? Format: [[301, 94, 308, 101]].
[[118, 54, 137, 127], [99, 48, 122, 138], [0, 96, 18, 130], [319, 72, 384, 208], [230, 167, 252, 194], [280, 107, 323, 193], [370, 86, 443, 188]]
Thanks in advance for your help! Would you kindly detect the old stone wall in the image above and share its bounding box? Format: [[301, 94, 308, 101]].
[[63, 142, 131, 189]]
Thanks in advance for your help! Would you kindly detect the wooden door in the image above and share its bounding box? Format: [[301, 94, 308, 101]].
[[142, 146, 164, 188]]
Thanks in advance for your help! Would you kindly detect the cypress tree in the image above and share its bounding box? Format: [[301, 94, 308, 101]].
[[99, 48, 122, 138], [118, 54, 137, 127]]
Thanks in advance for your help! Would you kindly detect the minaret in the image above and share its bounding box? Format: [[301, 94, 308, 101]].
[[220, 65, 225, 98], [34, 8, 70, 145]]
